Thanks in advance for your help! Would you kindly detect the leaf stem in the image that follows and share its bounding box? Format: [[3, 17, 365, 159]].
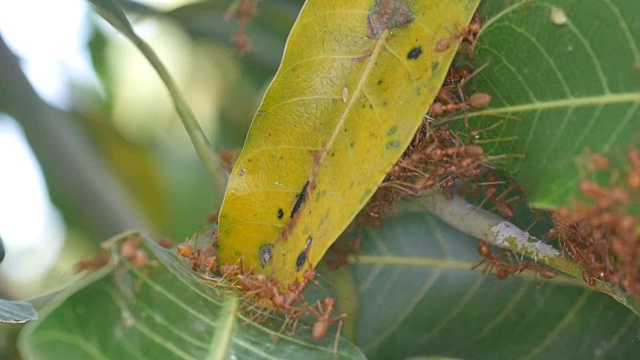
[[396, 191, 578, 272], [395, 191, 640, 315], [91, 0, 228, 205]]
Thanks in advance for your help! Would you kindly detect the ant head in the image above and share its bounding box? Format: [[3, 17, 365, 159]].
[[322, 297, 335, 307], [303, 267, 317, 282], [476, 241, 491, 258]]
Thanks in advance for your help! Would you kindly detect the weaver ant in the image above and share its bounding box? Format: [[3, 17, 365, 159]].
[[308, 297, 346, 357], [434, 11, 483, 54], [472, 241, 556, 286], [74, 251, 110, 272], [177, 236, 219, 274]]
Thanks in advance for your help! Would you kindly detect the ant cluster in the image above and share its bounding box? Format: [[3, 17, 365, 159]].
[[175, 229, 346, 355], [551, 149, 640, 294], [358, 124, 486, 228], [120, 237, 157, 269], [344, 10, 533, 276], [177, 234, 219, 274], [429, 12, 492, 121], [74, 236, 162, 293], [473, 241, 557, 284], [74, 236, 171, 273], [224, 0, 258, 53], [358, 10, 496, 225]]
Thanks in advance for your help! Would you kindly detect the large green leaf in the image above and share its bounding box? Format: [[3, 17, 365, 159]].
[[18, 233, 366, 359], [341, 212, 640, 359], [448, 0, 640, 208]]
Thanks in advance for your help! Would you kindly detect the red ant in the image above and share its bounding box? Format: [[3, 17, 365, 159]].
[[472, 241, 556, 286], [177, 237, 194, 258], [156, 239, 173, 249], [429, 91, 492, 118], [429, 61, 492, 126], [119, 237, 159, 291], [224, 0, 257, 53], [472, 241, 508, 278], [434, 10, 483, 54], [74, 251, 110, 272], [121, 238, 153, 269], [308, 297, 346, 357], [178, 236, 218, 273]]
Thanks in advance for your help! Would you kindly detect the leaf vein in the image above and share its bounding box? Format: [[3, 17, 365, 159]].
[[603, 0, 640, 63], [522, 289, 591, 360], [603, 102, 638, 152], [423, 275, 486, 342], [362, 268, 444, 352]]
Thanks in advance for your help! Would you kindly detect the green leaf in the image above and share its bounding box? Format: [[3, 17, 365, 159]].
[[450, 0, 640, 208], [0, 299, 38, 324], [344, 213, 640, 359], [218, 0, 481, 286], [18, 233, 366, 359]]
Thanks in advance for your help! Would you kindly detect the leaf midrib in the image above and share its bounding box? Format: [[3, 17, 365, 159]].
[[353, 255, 585, 287], [309, 30, 390, 181], [449, 92, 640, 121], [206, 299, 239, 360]]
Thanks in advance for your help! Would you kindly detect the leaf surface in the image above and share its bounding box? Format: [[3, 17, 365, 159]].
[[218, 0, 481, 285], [343, 212, 640, 360], [18, 233, 366, 359], [449, 0, 640, 208]]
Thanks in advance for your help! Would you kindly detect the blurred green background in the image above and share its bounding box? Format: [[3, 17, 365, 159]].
[[0, 0, 302, 302]]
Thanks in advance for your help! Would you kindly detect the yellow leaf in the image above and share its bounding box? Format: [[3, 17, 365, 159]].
[[218, 0, 481, 286]]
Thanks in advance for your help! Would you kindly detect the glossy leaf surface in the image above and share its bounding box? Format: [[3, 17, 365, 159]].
[[343, 212, 640, 360], [450, 0, 640, 208], [218, 0, 481, 285], [19, 233, 366, 359]]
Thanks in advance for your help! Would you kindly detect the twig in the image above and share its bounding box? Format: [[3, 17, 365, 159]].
[[394, 190, 640, 315]]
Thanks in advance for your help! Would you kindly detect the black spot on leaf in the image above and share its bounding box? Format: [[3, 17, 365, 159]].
[[407, 46, 422, 60]]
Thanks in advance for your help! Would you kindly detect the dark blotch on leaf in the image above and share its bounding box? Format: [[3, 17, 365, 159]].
[[368, 0, 414, 39], [258, 244, 274, 268], [432, 61, 439, 73], [386, 140, 401, 149], [295, 250, 307, 271], [291, 181, 310, 218], [277, 208, 284, 219], [407, 46, 422, 60]]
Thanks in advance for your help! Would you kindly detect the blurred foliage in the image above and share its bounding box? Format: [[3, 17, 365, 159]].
[[0, 0, 296, 313], [2, 0, 639, 359]]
